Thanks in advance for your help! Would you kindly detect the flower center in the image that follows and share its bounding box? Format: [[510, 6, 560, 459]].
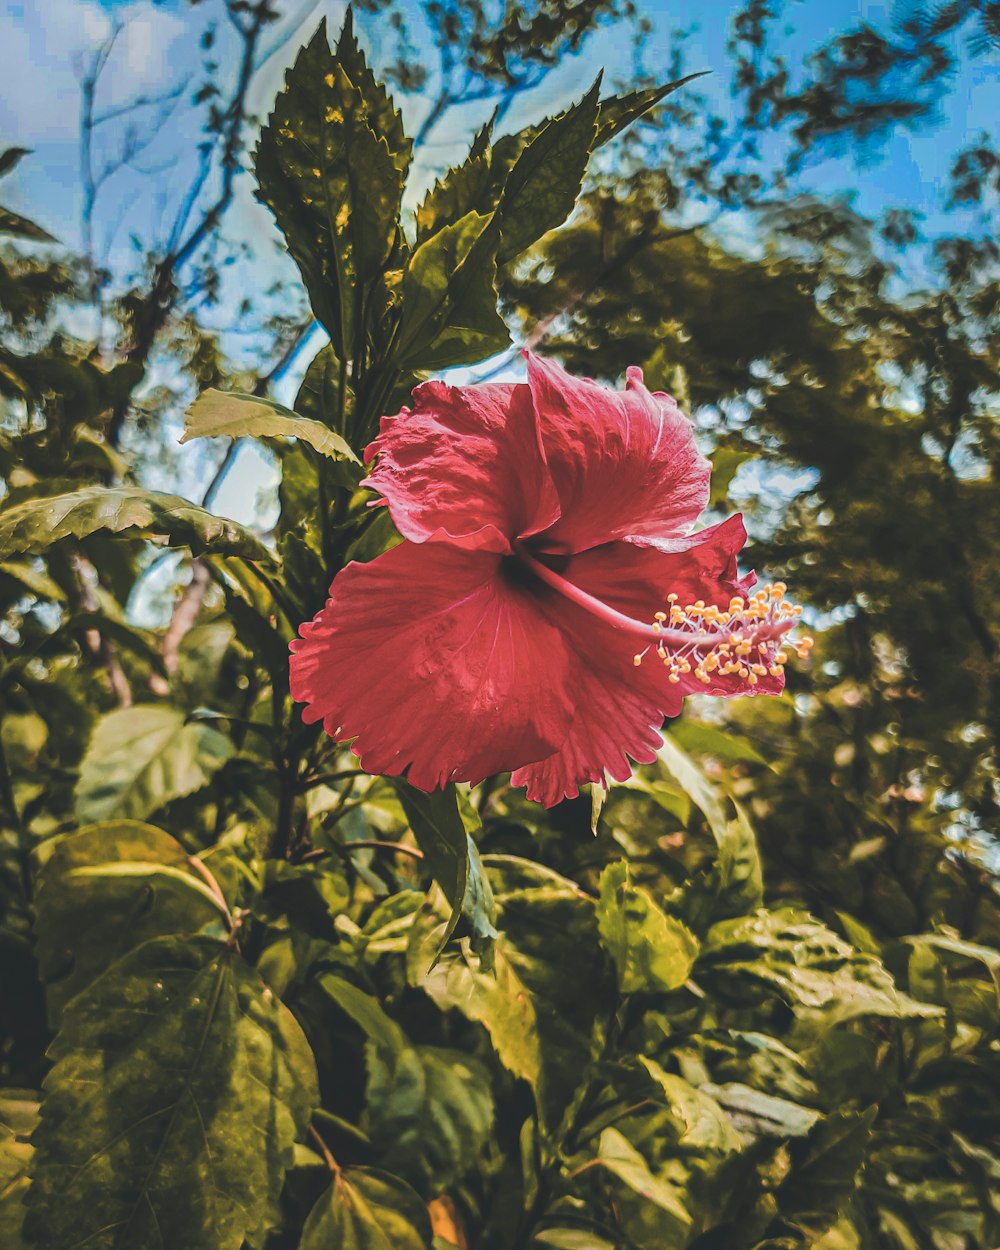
[[512, 541, 812, 686]]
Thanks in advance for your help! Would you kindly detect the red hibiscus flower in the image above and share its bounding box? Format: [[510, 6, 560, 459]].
[[290, 353, 809, 807]]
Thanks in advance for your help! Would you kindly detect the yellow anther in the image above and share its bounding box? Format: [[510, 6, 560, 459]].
[[667, 593, 678, 602], [633, 653, 643, 667], [654, 611, 667, 622], [748, 672, 759, 685], [776, 651, 788, 664], [668, 673, 680, 684]]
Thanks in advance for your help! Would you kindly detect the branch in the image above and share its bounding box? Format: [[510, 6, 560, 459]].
[[106, 0, 276, 449]]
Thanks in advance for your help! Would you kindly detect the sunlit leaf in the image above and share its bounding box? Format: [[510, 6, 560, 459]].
[[0, 1091, 38, 1249], [75, 704, 234, 823], [597, 861, 699, 994], [0, 486, 270, 562], [182, 389, 359, 462], [595, 1128, 691, 1224]]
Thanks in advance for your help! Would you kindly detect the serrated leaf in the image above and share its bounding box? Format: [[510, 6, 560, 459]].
[[495, 77, 601, 267], [415, 125, 494, 241], [597, 861, 699, 994], [594, 73, 708, 148], [701, 907, 941, 1024], [33, 821, 227, 1020], [75, 704, 234, 823], [0, 1091, 38, 1249], [182, 389, 359, 462], [595, 1128, 691, 1224], [25, 934, 318, 1250], [254, 21, 402, 355], [0, 486, 270, 562], [300, 1167, 431, 1250], [777, 1108, 878, 1222], [334, 11, 411, 175]]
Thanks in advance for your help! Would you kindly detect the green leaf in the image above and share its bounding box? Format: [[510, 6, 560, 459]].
[[777, 1108, 878, 1224], [415, 123, 494, 241], [300, 1167, 431, 1250], [394, 211, 509, 370], [365, 1043, 493, 1194], [595, 1128, 691, 1225], [0, 206, 56, 242], [657, 733, 764, 916], [700, 1082, 820, 1139], [317, 973, 406, 1054], [182, 389, 359, 462], [25, 934, 318, 1250], [597, 861, 699, 994], [669, 720, 770, 767], [392, 781, 497, 965], [708, 445, 757, 508], [637, 1059, 743, 1153], [0, 486, 271, 562], [254, 20, 402, 356], [0, 147, 31, 177], [33, 821, 227, 1020], [701, 907, 940, 1024], [495, 77, 601, 267], [0, 1091, 38, 1249], [594, 73, 708, 149], [417, 940, 542, 1097], [334, 11, 411, 175], [75, 704, 235, 823]]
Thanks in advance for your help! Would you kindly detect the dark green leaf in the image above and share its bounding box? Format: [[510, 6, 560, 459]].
[[25, 935, 318, 1250], [594, 73, 708, 149], [0, 486, 271, 562], [0, 206, 56, 242], [777, 1109, 878, 1224], [365, 1043, 493, 1194], [254, 21, 402, 355], [392, 781, 497, 965], [700, 1082, 820, 1139], [334, 11, 411, 175], [33, 821, 227, 1020], [300, 1167, 431, 1250], [595, 1128, 691, 1224], [496, 77, 601, 267], [75, 704, 234, 823], [0, 147, 31, 177]]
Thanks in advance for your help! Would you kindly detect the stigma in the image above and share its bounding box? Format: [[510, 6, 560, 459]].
[[632, 583, 813, 686]]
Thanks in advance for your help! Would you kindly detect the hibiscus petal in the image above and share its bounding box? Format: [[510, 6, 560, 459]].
[[290, 541, 574, 790], [525, 352, 710, 554], [511, 516, 775, 806], [365, 379, 560, 553]]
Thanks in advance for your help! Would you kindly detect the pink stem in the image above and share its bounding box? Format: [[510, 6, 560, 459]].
[[512, 541, 792, 650]]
